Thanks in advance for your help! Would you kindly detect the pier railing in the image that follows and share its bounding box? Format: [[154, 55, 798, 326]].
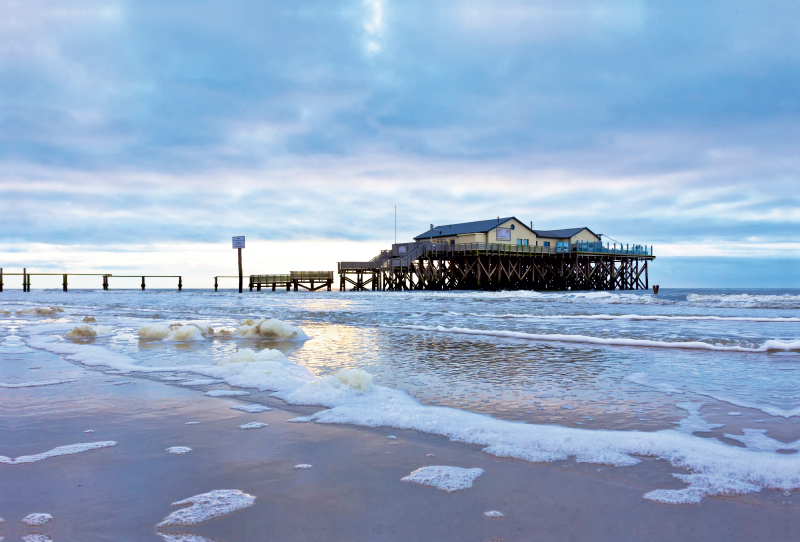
[[339, 241, 652, 272], [0, 268, 182, 292]]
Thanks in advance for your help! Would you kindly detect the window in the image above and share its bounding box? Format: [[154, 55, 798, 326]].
[[510, 224, 515, 230], [517, 239, 529, 246], [543, 242, 550, 247], [450, 239, 455, 245]]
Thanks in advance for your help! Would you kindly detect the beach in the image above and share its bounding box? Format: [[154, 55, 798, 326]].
[[1, 288, 798, 541]]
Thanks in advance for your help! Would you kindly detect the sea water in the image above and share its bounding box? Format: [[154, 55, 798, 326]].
[[1, 287, 799, 504]]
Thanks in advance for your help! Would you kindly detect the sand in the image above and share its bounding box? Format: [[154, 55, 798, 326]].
[[1, 349, 796, 541]]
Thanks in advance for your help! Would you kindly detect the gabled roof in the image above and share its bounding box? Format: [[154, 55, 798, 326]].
[[532, 227, 600, 239], [414, 217, 525, 240]]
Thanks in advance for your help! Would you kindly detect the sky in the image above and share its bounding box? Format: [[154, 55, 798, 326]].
[[1, 0, 798, 288]]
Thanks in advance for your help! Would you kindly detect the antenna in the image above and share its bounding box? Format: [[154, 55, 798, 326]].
[[394, 206, 396, 245]]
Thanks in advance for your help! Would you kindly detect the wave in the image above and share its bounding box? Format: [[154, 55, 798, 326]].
[[470, 313, 800, 323], [686, 293, 800, 310], [23, 332, 800, 504], [395, 325, 800, 353]]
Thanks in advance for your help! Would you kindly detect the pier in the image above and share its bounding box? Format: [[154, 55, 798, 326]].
[[0, 268, 182, 292], [338, 242, 654, 292]]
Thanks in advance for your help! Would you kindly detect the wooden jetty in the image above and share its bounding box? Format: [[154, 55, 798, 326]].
[[250, 271, 333, 292], [338, 242, 654, 292], [0, 268, 182, 292]]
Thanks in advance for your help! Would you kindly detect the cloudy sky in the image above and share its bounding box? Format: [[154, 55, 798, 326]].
[[2, 0, 798, 288]]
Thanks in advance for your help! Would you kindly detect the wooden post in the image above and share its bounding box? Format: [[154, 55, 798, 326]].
[[271, 282, 276, 292], [238, 247, 243, 293], [103, 275, 108, 291], [257, 282, 261, 292], [141, 276, 145, 291], [293, 279, 298, 292], [249, 276, 253, 292], [214, 277, 218, 292], [328, 278, 332, 291], [0, 267, 3, 292], [178, 276, 182, 292], [63, 274, 68, 292], [286, 281, 290, 291]]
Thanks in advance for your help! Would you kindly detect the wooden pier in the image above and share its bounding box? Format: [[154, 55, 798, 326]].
[[0, 268, 182, 292], [338, 242, 654, 292], [250, 271, 333, 292]]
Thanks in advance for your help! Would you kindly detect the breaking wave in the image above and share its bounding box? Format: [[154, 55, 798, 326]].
[[471, 313, 800, 323], [686, 293, 800, 310], [395, 324, 800, 353]]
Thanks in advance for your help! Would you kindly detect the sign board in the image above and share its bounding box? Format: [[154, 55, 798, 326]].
[[232, 236, 245, 249], [398, 245, 407, 254], [496, 228, 510, 241]]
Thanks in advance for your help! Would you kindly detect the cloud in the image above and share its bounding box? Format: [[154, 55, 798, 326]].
[[1, 0, 798, 285]]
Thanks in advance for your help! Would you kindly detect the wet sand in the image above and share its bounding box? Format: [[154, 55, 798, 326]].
[[2, 349, 797, 541]]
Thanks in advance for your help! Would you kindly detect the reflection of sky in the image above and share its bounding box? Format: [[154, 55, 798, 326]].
[[2, 1, 799, 287]]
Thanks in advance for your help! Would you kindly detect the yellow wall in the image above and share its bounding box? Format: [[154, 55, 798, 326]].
[[427, 222, 599, 246]]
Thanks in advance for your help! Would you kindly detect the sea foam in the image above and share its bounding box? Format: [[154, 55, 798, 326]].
[[235, 318, 308, 340], [22, 513, 52, 526], [0, 379, 76, 388], [0, 441, 116, 464], [402, 466, 484, 492], [157, 489, 256, 527], [66, 325, 112, 338]]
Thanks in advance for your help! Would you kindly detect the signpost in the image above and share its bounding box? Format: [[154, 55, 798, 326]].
[[232, 236, 245, 293]]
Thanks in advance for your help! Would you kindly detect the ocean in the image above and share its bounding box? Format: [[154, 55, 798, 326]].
[[2, 287, 799, 506]]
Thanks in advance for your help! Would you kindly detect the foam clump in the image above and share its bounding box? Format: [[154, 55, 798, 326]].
[[205, 390, 250, 397], [2, 441, 116, 465], [66, 325, 112, 338], [402, 466, 484, 492], [235, 318, 308, 340], [23, 535, 53, 542], [231, 404, 272, 413], [158, 534, 217, 542], [83, 316, 97, 322], [673, 403, 725, 434], [16, 307, 64, 316], [214, 348, 316, 395], [138, 323, 211, 341], [167, 447, 192, 455], [0, 379, 76, 388], [287, 416, 313, 423], [181, 379, 223, 386], [157, 489, 256, 527], [294, 464, 312, 469], [484, 511, 504, 518], [239, 422, 267, 429], [0, 309, 10, 315], [22, 513, 52, 526]]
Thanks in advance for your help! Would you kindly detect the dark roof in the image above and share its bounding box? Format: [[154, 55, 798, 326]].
[[414, 217, 520, 240], [532, 227, 600, 239]]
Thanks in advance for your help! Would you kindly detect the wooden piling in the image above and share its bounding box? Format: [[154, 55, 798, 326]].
[[0, 267, 3, 292], [63, 274, 68, 292], [178, 276, 182, 292], [23, 268, 27, 292], [141, 276, 146, 291], [214, 276, 218, 292], [238, 247, 243, 294]]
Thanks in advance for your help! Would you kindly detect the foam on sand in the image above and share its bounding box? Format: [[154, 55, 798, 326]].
[[157, 490, 256, 527], [167, 447, 192, 455], [83, 316, 97, 322], [396, 324, 800, 353], [235, 318, 308, 340], [66, 325, 112, 338], [624, 372, 684, 395], [158, 534, 217, 542], [22, 535, 52, 542], [0, 309, 11, 315], [724, 429, 800, 453], [16, 307, 64, 316], [205, 390, 250, 397], [484, 511, 504, 518], [181, 380, 223, 386], [239, 422, 267, 429], [0, 379, 76, 388], [231, 404, 272, 413], [402, 466, 484, 492], [22, 514, 52, 526], [294, 464, 312, 469], [0, 441, 116, 464]]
